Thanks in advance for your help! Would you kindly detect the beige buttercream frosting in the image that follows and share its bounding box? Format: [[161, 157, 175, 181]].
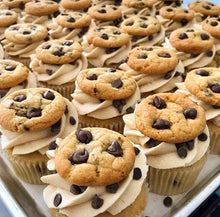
[[41, 143, 148, 217], [71, 81, 140, 119], [30, 54, 88, 85], [0, 99, 78, 155], [123, 111, 209, 169]]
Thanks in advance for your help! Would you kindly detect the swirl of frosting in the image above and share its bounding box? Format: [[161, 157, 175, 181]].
[[0, 99, 78, 155]]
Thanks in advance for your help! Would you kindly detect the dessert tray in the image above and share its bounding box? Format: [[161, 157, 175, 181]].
[[0, 147, 219, 217]]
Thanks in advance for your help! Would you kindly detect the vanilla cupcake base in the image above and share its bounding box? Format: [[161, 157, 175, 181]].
[[49, 184, 147, 217], [78, 115, 124, 134], [4, 148, 54, 185], [147, 154, 207, 195], [207, 121, 220, 155]]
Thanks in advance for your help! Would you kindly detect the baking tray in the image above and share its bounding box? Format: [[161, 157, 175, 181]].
[[0, 147, 219, 217]]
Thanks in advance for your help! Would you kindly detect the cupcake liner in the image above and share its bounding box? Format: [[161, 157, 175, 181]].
[[4, 148, 54, 185], [207, 121, 220, 155], [7, 56, 31, 68], [78, 115, 124, 134], [214, 54, 220, 67], [147, 154, 207, 195], [37, 81, 75, 101]]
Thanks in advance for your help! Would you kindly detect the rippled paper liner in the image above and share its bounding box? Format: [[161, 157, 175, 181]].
[[147, 154, 207, 195], [207, 121, 220, 155], [49, 184, 147, 217], [4, 149, 54, 185], [7, 56, 31, 68], [38, 81, 75, 101], [78, 115, 124, 134]]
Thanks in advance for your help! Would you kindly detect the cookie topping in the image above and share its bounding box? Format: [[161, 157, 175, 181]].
[[184, 108, 197, 119], [158, 53, 171, 58], [100, 33, 108, 40], [107, 140, 123, 157], [43, 44, 51, 49], [210, 83, 220, 93], [51, 119, 61, 134], [138, 53, 147, 59], [91, 194, 104, 209], [69, 149, 89, 164], [152, 96, 167, 109], [5, 65, 16, 71], [68, 17, 75, 23], [14, 95, 26, 102], [112, 79, 123, 88], [179, 32, 188, 39], [108, 68, 116, 73], [48, 140, 58, 150], [75, 129, 92, 143], [70, 184, 87, 195], [87, 74, 97, 80], [106, 183, 119, 193], [201, 33, 210, 40], [133, 168, 142, 180], [112, 99, 126, 113], [163, 197, 172, 207], [63, 41, 73, 46], [211, 21, 218, 26], [54, 193, 62, 207], [146, 138, 159, 148], [176, 145, 187, 158], [186, 140, 194, 150], [206, 50, 213, 57], [134, 147, 140, 155], [27, 107, 42, 119], [43, 90, 55, 100], [196, 69, 209, 76], [69, 116, 76, 125], [152, 119, 171, 129], [126, 106, 134, 113], [198, 132, 208, 141]]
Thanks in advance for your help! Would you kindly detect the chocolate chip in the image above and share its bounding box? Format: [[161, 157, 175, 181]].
[[133, 168, 142, 180], [112, 78, 123, 88], [179, 32, 188, 40], [48, 140, 58, 150], [69, 116, 76, 125], [68, 17, 75, 22], [134, 147, 140, 155], [163, 196, 172, 207], [53, 10, 60, 18], [138, 53, 147, 59], [196, 69, 209, 76], [106, 183, 119, 193], [177, 146, 187, 158], [75, 129, 92, 143], [105, 47, 119, 54], [43, 90, 55, 100], [198, 132, 208, 141], [69, 149, 89, 165], [112, 99, 126, 113], [63, 41, 73, 46], [143, 47, 153, 51], [210, 83, 220, 93], [108, 68, 116, 73], [181, 18, 188, 26], [126, 106, 134, 113], [43, 44, 51, 49], [100, 33, 108, 40], [23, 31, 31, 35], [125, 21, 134, 26], [107, 140, 123, 157], [146, 138, 158, 148], [53, 50, 65, 57], [203, 5, 211, 10], [140, 23, 148, 28], [51, 119, 61, 134], [26, 107, 41, 119], [158, 53, 171, 58], [113, 30, 121, 35], [94, 88, 98, 93], [5, 65, 16, 71], [152, 119, 171, 129], [186, 140, 194, 150], [186, 29, 194, 32], [211, 21, 218, 26], [166, 8, 173, 12], [91, 194, 104, 209], [98, 9, 106, 13], [201, 33, 210, 40], [0, 91, 7, 98], [164, 71, 172, 79], [87, 73, 97, 80], [184, 108, 197, 119], [213, 105, 220, 109], [10, 27, 18, 31], [70, 184, 87, 195], [206, 50, 213, 57], [14, 94, 26, 102], [46, 69, 53, 75], [54, 193, 62, 207], [148, 35, 153, 41], [152, 96, 166, 109]]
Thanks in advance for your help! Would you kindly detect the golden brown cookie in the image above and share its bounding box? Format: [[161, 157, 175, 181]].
[[0, 88, 66, 133], [86, 26, 130, 48], [55, 127, 136, 186], [122, 0, 158, 9], [55, 11, 91, 29], [169, 27, 214, 54], [76, 67, 137, 100], [0, 59, 29, 89], [88, 3, 122, 21], [0, 10, 18, 27], [36, 39, 82, 64], [202, 17, 220, 39], [121, 15, 161, 36], [185, 67, 220, 106], [4, 23, 48, 44], [3, 0, 31, 9], [24, 0, 59, 16], [135, 93, 206, 143], [60, 0, 91, 10], [127, 46, 178, 74], [188, 1, 220, 17]]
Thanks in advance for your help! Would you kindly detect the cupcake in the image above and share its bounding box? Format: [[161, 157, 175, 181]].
[[120, 15, 165, 47], [2, 23, 49, 67], [163, 27, 216, 71], [0, 59, 37, 102], [82, 25, 131, 67], [30, 39, 88, 100], [119, 45, 184, 97], [48, 11, 91, 42], [21, 0, 60, 26], [0, 88, 78, 184], [123, 92, 209, 195], [71, 67, 140, 133], [176, 67, 220, 155], [41, 127, 148, 217]]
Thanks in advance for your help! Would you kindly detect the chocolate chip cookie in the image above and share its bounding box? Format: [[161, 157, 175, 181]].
[[54, 127, 136, 186], [0, 9, 18, 27], [0, 88, 66, 132], [3, 0, 31, 9], [60, 0, 91, 10], [202, 17, 220, 39], [122, 0, 158, 9]]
